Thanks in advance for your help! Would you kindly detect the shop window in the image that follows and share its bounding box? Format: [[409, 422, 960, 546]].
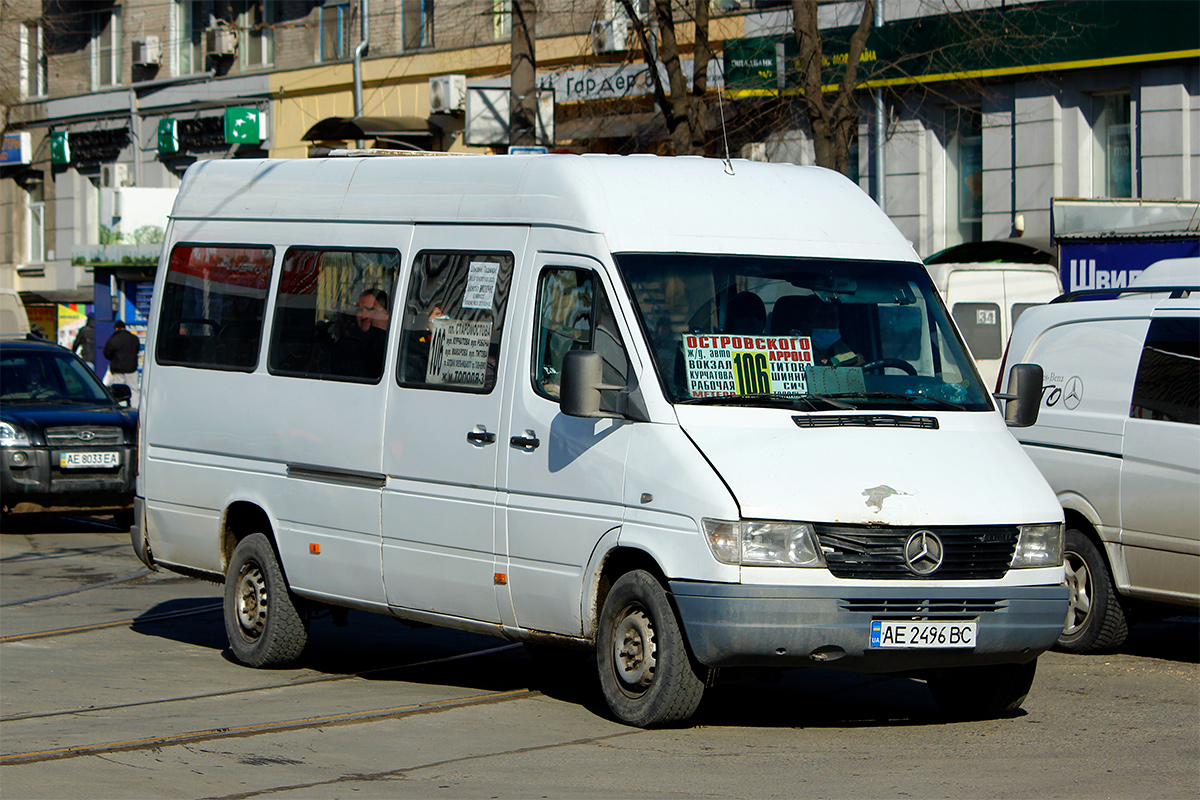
[[1130, 318, 1199, 425], [951, 302, 1002, 360], [1093, 92, 1133, 198], [268, 248, 401, 382], [91, 7, 122, 89], [533, 268, 629, 404], [398, 251, 514, 392], [156, 245, 275, 371], [946, 106, 983, 246]]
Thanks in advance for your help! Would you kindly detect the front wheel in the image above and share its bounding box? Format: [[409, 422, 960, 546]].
[[596, 570, 706, 728], [224, 533, 308, 668], [1057, 528, 1128, 653], [926, 659, 1037, 720]]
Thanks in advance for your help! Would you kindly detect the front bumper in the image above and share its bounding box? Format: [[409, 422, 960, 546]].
[[1, 445, 135, 511], [670, 581, 1069, 672]]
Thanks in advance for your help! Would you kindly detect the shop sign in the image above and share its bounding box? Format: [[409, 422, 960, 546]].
[[158, 118, 179, 154], [224, 107, 262, 144], [1, 132, 32, 166], [50, 131, 71, 164]]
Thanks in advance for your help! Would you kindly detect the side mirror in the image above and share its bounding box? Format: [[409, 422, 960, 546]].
[[560, 350, 624, 419], [996, 363, 1042, 428], [110, 383, 133, 405]]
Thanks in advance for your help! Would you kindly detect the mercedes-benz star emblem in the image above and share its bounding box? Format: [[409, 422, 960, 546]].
[[1064, 376, 1084, 410], [904, 530, 944, 576]]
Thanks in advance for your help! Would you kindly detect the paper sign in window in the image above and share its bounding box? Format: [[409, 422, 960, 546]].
[[462, 261, 500, 310], [426, 318, 493, 387], [682, 333, 813, 398]]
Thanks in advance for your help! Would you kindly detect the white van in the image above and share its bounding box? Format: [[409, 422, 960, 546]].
[[1002, 259, 1199, 653], [0, 288, 31, 336], [923, 261, 1062, 390], [132, 154, 1066, 727]]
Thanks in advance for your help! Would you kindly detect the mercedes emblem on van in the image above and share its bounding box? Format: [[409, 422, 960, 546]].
[[904, 530, 944, 576]]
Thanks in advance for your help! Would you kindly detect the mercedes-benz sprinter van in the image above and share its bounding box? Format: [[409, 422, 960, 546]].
[[132, 154, 1065, 727]]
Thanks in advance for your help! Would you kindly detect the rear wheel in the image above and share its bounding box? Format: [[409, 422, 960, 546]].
[[224, 533, 308, 667], [926, 659, 1038, 720], [1057, 528, 1128, 654], [596, 570, 706, 728]]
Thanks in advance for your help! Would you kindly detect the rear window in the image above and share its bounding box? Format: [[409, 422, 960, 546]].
[[1130, 317, 1199, 425], [952, 302, 1003, 359], [155, 245, 275, 371]]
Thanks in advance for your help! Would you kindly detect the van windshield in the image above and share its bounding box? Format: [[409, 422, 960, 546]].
[[617, 254, 993, 412]]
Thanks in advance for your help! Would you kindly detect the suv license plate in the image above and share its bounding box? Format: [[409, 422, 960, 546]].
[[60, 451, 120, 469], [869, 620, 977, 649]]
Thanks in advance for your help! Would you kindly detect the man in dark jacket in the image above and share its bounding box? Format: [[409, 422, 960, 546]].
[[103, 320, 141, 406], [72, 315, 95, 369]]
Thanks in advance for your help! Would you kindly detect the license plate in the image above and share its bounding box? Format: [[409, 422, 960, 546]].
[[869, 620, 977, 649], [60, 451, 120, 469]]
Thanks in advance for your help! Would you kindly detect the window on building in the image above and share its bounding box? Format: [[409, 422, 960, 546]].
[[320, 1, 353, 61], [172, 1, 195, 75], [26, 188, 45, 266], [397, 251, 514, 392], [403, 0, 434, 51], [91, 7, 123, 89], [1093, 92, 1133, 198], [1130, 317, 1199, 425], [493, 0, 511, 40], [19, 21, 47, 99], [238, 1, 274, 69], [268, 248, 401, 383], [946, 106, 983, 246], [156, 245, 276, 371]]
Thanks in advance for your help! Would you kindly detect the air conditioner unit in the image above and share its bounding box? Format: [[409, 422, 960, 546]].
[[206, 27, 238, 57], [131, 36, 162, 66], [100, 163, 130, 188], [429, 75, 467, 114], [591, 18, 630, 54]]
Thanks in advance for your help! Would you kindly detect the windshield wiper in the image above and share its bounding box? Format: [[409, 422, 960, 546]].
[[826, 391, 966, 411], [678, 393, 855, 411]]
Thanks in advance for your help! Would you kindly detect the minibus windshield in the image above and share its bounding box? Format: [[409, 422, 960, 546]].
[[617, 254, 993, 412]]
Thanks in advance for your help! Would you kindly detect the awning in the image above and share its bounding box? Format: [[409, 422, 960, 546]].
[[303, 116, 435, 142]]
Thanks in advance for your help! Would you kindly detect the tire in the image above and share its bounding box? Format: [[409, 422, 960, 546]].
[[926, 659, 1038, 721], [1057, 528, 1129, 654], [596, 570, 706, 728], [223, 533, 308, 668]]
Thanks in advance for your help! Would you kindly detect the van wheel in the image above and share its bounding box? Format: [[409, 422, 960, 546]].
[[1057, 528, 1128, 654], [224, 533, 308, 668], [596, 570, 705, 728], [926, 659, 1037, 720]]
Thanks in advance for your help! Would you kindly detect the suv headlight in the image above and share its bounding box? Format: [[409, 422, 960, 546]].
[[703, 519, 824, 567], [1011, 523, 1063, 568], [0, 421, 30, 447]]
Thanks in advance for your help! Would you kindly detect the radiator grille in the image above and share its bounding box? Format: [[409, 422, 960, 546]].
[[45, 426, 124, 446], [815, 524, 1018, 579]]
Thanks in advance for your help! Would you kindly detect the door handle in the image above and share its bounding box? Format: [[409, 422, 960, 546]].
[[510, 431, 540, 450], [466, 429, 497, 445]]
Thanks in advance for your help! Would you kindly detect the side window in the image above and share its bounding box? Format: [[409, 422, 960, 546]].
[[156, 245, 275, 371], [1130, 318, 1199, 425], [398, 251, 514, 392], [952, 302, 1002, 359], [533, 268, 629, 401], [268, 248, 400, 383]]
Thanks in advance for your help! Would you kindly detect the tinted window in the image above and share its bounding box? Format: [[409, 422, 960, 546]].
[[1130, 317, 1199, 425], [952, 302, 1002, 359], [156, 245, 275, 370], [0, 351, 109, 403], [398, 251, 513, 393], [533, 268, 629, 405], [1012, 302, 1040, 327], [268, 248, 400, 383]]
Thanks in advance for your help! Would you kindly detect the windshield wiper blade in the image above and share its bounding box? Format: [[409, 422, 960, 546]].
[[678, 393, 855, 411], [827, 391, 966, 410]]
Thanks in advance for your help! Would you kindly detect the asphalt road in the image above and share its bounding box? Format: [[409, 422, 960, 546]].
[[1, 515, 1196, 800]]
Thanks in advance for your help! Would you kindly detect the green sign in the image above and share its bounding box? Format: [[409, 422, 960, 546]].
[[157, 118, 179, 154], [724, 37, 783, 94], [50, 131, 71, 164], [224, 107, 262, 144]]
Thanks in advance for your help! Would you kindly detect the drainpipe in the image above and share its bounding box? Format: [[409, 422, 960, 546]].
[[353, 0, 370, 148], [129, 89, 142, 186], [873, 0, 885, 212]]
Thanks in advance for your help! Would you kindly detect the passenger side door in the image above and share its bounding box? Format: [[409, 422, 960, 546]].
[[1121, 315, 1200, 602], [499, 254, 636, 635], [381, 228, 526, 623]]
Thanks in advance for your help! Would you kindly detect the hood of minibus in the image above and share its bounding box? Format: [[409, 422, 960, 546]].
[[674, 406, 1061, 526]]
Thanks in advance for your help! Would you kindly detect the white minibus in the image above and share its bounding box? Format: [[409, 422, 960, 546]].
[[132, 154, 1066, 727]]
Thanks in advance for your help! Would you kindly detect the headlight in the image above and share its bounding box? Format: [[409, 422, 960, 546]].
[[0, 421, 30, 447], [1011, 523, 1063, 568], [702, 519, 824, 567]]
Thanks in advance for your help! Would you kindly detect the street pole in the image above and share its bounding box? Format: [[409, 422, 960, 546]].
[[510, 1, 537, 149]]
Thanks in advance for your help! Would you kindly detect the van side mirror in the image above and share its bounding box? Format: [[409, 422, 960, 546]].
[[996, 363, 1042, 428], [560, 350, 624, 419], [110, 383, 133, 405]]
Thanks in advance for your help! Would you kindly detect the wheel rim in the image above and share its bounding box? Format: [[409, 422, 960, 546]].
[[1063, 550, 1093, 635], [611, 605, 657, 695], [234, 562, 268, 641]]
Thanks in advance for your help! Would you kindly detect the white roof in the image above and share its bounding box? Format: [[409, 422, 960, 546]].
[[170, 154, 918, 262]]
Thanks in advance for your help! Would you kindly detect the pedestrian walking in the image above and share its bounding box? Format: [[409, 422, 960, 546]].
[[102, 320, 141, 406], [72, 314, 95, 370]]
